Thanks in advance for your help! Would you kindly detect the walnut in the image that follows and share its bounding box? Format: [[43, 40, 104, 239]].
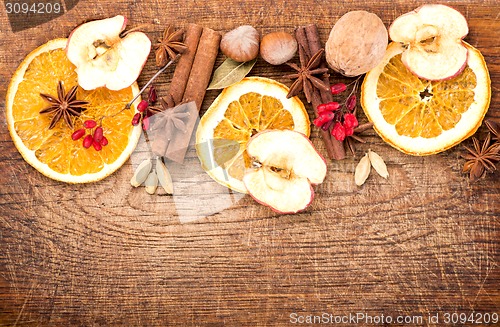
[[325, 11, 388, 77]]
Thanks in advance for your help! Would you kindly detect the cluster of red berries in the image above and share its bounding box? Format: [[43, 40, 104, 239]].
[[313, 82, 359, 141], [71, 119, 108, 151], [131, 85, 158, 130]]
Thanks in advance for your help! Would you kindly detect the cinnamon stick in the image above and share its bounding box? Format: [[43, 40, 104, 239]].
[[182, 27, 221, 110], [295, 27, 311, 60], [311, 92, 337, 159], [164, 27, 220, 163], [304, 25, 346, 160], [168, 23, 203, 106], [295, 26, 346, 160], [305, 24, 332, 104]]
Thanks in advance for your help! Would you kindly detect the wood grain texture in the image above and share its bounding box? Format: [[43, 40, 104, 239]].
[[0, 0, 499, 326]]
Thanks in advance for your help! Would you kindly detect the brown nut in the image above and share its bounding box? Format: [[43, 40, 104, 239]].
[[260, 31, 297, 65], [220, 25, 260, 62], [325, 11, 388, 76]]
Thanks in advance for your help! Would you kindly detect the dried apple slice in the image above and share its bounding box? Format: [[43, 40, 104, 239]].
[[66, 15, 151, 90], [389, 4, 468, 81], [243, 130, 327, 214]]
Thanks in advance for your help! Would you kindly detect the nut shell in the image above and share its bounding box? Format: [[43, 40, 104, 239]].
[[260, 31, 297, 65], [326, 11, 388, 76], [220, 25, 260, 62]]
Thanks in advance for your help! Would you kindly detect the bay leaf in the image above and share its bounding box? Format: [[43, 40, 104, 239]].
[[207, 58, 257, 90]]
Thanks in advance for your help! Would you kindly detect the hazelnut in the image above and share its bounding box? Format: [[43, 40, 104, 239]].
[[260, 31, 297, 65], [220, 25, 260, 62]]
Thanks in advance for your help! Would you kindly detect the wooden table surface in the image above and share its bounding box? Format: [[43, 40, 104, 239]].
[[1, 0, 499, 326]]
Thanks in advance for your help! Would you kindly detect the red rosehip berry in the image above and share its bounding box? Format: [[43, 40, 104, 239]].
[[313, 117, 324, 128], [313, 111, 335, 128], [132, 113, 141, 126], [331, 122, 346, 141], [343, 113, 359, 129], [71, 128, 86, 141], [317, 103, 327, 114], [100, 136, 108, 146], [321, 119, 335, 131], [326, 101, 340, 111], [346, 95, 357, 112], [93, 126, 104, 143], [137, 100, 149, 112], [83, 134, 93, 148], [330, 83, 347, 95], [318, 102, 340, 114], [83, 119, 97, 129], [92, 140, 102, 151], [148, 85, 157, 103], [345, 126, 354, 136], [320, 111, 335, 121]]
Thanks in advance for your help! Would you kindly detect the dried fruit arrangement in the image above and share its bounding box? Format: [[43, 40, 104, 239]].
[[5, 4, 497, 215]]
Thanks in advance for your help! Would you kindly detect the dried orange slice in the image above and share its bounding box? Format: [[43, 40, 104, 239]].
[[6, 38, 142, 183], [361, 42, 490, 155], [196, 77, 310, 193]]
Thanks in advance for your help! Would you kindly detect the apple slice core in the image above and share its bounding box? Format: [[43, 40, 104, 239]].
[[389, 4, 469, 81], [245, 169, 314, 214], [66, 15, 151, 90], [243, 130, 327, 214], [401, 40, 468, 81]]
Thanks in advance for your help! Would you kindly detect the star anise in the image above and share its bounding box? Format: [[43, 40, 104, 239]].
[[148, 96, 172, 117], [485, 119, 499, 144], [462, 133, 500, 182], [154, 26, 187, 67], [284, 46, 330, 103], [158, 109, 190, 140], [39, 81, 88, 129], [149, 97, 191, 136], [345, 122, 374, 155]]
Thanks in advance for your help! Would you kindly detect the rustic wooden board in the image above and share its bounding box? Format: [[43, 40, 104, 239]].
[[0, 0, 499, 326]]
